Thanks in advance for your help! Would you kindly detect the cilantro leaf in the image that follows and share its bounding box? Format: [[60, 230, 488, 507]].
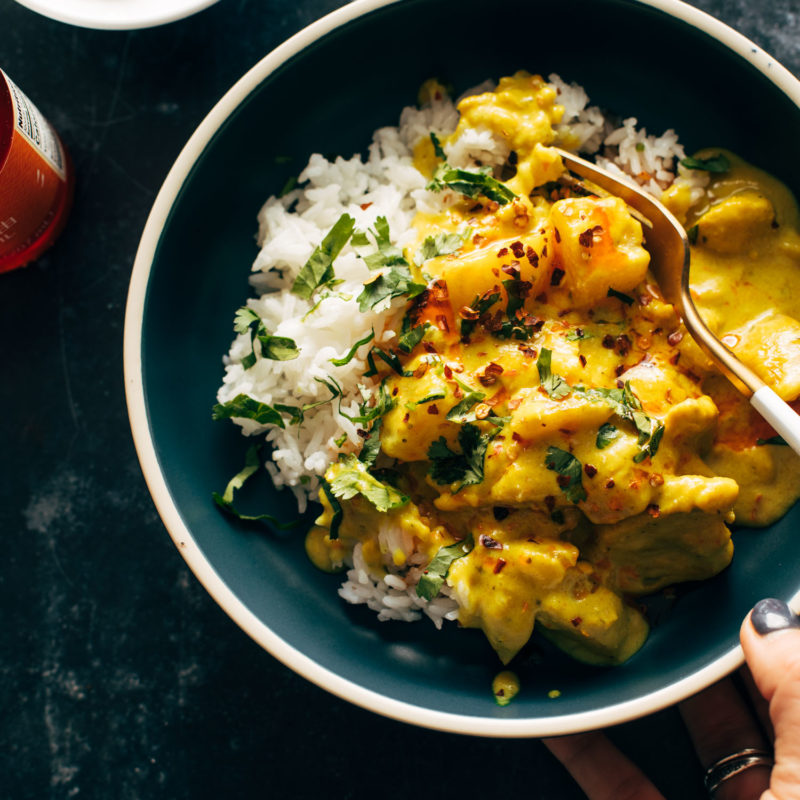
[[681, 154, 730, 173], [757, 435, 789, 446], [537, 348, 571, 399], [212, 445, 298, 528], [319, 477, 343, 540], [356, 264, 426, 311], [330, 330, 375, 366], [362, 216, 408, 270], [428, 165, 516, 205], [398, 319, 429, 353], [329, 454, 409, 512], [291, 213, 355, 299], [358, 418, 383, 468], [445, 390, 487, 423], [271, 376, 341, 426], [428, 423, 492, 492], [596, 422, 620, 449], [233, 306, 299, 367], [430, 131, 446, 160], [545, 446, 587, 503], [416, 534, 474, 600], [415, 229, 471, 263], [212, 394, 285, 428]]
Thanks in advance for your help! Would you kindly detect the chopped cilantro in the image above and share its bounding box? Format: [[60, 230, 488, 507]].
[[233, 306, 299, 368], [536, 348, 571, 399], [212, 445, 298, 528], [272, 376, 341, 426], [291, 213, 355, 299], [319, 478, 343, 540], [416, 228, 471, 263], [358, 418, 383, 467], [363, 216, 408, 270], [606, 288, 635, 306], [430, 131, 446, 160], [545, 446, 587, 503], [428, 164, 516, 205], [681, 154, 730, 173], [596, 422, 620, 449], [356, 264, 426, 311], [398, 319, 429, 353], [329, 330, 375, 366], [329, 453, 409, 512], [757, 435, 789, 446], [428, 423, 493, 492], [212, 394, 285, 428], [445, 390, 487, 423], [416, 534, 474, 600]]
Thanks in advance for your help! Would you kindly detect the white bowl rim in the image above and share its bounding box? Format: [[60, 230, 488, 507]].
[[124, 0, 800, 737], [13, 0, 219, 30]]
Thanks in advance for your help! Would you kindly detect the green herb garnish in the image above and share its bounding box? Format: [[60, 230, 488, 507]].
[[291, 213, 355, 299], [363, 216, 408, 270], [430, 131, 446, 160], [536, 348, 571, 399], [596, 422, 620, 449], [756, 435, 789, 446], [681, 154, 730, 173], [545, 446, 587, 503], [234, 306, 300, 368], [320, 477, 343, 540], [356, 264, 426, 311], [329, 453, 409, 512], [428, 164, 516, 205], [398, 319, 429, 353], [358, 419, 383, 468], [428, 423, 493, 492], [416, 229, 471, 263], [416, 534, 474, 600], [329, 330, 375, 366], [687, 225, 699, 245], [212, 394, 286, 428]]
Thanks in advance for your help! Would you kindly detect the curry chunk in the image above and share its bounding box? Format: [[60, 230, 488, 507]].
[[696, 190, 775, 254]]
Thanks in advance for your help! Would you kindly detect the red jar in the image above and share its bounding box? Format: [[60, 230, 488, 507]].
[[0, 69, 74, 273]]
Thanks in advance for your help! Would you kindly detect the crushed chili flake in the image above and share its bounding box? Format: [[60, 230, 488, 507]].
[[511, 241, 525, 258], [443, 364, 453, 379], [542, 244, 548, 258], [459, 305, 480, 320], [497, 247, 509, 258], [649, 473, 664, 487], [646, 503, 661, 518], [584, 464, 598, 478], [615, 364, 626, 377], [423, 341, 437, 354], [578, 228, 594, 248], [556, 474, 571, 488], [493, 558, 507, 575], [427, 404, 439, 415], [413, 363, 429, 378], [535, 292, 547, 304], [479, 373, 497, 387], [602, 334, 615, 349], [472, 233, 485, 246], [431, 280, 449, 301], [616, 379, 624, 389], [485, 362, 504, 376], [667, 330, 683, 346], [512, 432, 523, 443], [480, 533, 503, 549], [519, 345, 537, 358], [403, 413, 410, 423], [544, 495, 556, 511], [570, 617, 583, 627], [550, 268, 565, 286], [502, 261, 521, 278], [526, 246, 538, 267], [605, 478, 615, 489], [359, 202, 373, 210], [554, 227, 561, 243], [487, 201, 500, 213], [579, 354, 587, 367], [357, 428, 369, 439], [435, 314, 449, 332], [615, 335, 632, 356], [669, 352, 681, 365], [392, 387, 399, 396]]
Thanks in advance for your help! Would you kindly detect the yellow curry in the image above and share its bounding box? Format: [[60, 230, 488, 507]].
[[306, 73, 800, 666]]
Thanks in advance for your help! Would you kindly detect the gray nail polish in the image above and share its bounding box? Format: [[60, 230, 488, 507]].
[[751, 598, 800, 635]]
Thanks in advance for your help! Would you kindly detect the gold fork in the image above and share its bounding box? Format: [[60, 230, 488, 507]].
[[553, 147, 800, 455]]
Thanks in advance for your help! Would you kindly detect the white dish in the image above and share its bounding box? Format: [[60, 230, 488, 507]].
[[14, 0, 219, 30]]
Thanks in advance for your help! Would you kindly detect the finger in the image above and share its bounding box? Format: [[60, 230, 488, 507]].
[[679, 677, 770, 800], [738, 665, 774, 743], [543, 732, 666, 800], [741, 598, 800, 800]]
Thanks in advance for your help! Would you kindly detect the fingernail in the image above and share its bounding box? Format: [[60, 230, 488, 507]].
[[751, 598, 800, 635]]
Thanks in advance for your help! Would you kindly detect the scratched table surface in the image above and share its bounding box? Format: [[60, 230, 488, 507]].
[[1, 1, 798, 798]]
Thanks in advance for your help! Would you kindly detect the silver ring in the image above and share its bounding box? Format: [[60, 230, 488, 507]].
[[704, 748, 774, 796]]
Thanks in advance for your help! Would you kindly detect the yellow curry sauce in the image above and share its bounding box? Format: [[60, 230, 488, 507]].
[[306, 72, 800, 666]]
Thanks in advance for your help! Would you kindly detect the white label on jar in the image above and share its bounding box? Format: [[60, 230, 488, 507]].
[[2, 70, 66, 181]]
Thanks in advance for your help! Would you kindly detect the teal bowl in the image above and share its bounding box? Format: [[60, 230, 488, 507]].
[[124, 0, 800, 735]]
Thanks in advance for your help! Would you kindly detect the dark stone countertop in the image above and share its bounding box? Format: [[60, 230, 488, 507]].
[[1, 1, 797, 797]]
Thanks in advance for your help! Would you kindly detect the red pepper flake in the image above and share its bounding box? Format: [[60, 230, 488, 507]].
[[519, 345, 537, 358], [579, 354, 587, 367], [542, 244, 548, 258], [646, 503, 661, 518], [605, 479, 615, 489], [616, 379, 624, 389], [669, 352, 681, 366], [497, 247, 509, 257], [550, 268, 565, 286], [556, 474, 571, 488], [431, 280, 449, 301], [403, 413, 410, 423], [427, 404, 439, 415], [639, 293, 652, 306], [649, 473, 664, 487], [615, 364, 626, 377], [667, 330, 683, 346], [578, 229, 593, 248], [479, 373, 497, 387], [423, 341, 437, 354], [359, 202, 373, 210], [501, 261, 521, 278], [584, 464, 597, 478], [511, 241, 525, 258], [480, 534, 503, 549], [472, 233, 485, 246], [558, 428, 574, 435], [554, 227, 561, 243], [469, 203, 483, 213], [615, 335, 632, 356], [485, 362, 504, 377], [493, 558, 507, 575], [526, 246, 539, 268], [544, 495, 556, 511], [413, 362, 429, 378], [602, 334, 615, 349], [392, 387, 399, 396], [487, 201, 500, 213], [443, 364, 453, 379], [492, 267, 500, 277], [512, 432, 523, 443], [459, 305, 480, 320], [357, 428, 369, 439], [570, 616, 583, 627], [530, 316, 544, 331], [435, 314, 449, 333]]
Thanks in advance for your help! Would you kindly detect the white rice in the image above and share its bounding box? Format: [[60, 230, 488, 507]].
[[216, 72, 699, 623]]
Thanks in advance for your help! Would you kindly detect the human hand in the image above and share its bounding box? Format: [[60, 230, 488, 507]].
[[543, 598, 800, 799]]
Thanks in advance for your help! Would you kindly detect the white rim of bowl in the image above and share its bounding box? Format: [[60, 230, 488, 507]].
[[13, 0, 219, 30], [124, 0, 800, 737]]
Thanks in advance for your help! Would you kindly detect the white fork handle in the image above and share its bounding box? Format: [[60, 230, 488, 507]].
[[751, 385, 800, 455]]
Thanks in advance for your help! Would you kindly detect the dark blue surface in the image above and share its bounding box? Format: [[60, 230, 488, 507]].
[[2, 0, 799, 797]]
